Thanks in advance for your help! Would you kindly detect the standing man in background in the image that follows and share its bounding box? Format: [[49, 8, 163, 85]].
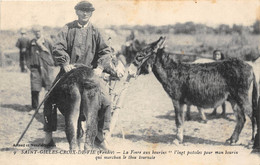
[[16, 29, 30, 73], [27, 27, 55, 114]]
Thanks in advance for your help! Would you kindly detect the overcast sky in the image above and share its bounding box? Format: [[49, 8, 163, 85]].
[[0, 0, 259, 30]]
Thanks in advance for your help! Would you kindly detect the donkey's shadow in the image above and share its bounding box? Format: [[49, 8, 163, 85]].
[[1, 104, 31, 112], [156, 109, 235, 122], [113, 133, 226, 146]]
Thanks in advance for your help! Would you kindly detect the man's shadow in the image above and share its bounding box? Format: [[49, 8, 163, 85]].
[[2, 103, 68, 147], [1, 103, 65, 131]]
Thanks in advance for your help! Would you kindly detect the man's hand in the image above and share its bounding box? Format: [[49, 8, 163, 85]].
[[63, 64, 75, 73], [93, 67, 103, 77], [102, 73, 110, 81], [21, 48, 27, 53], [36, 37, 45, 47], [115, 62, 125, 78], [36, 37, 49, 52], [125, 41, 131, 47], [128, 63, 137, 77]]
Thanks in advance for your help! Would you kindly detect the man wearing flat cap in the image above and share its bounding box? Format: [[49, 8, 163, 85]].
[[43, 0, 124, 150], [74, 0, 95, 11], [27, 26, 55, 114], [16, 29, 30, 73]]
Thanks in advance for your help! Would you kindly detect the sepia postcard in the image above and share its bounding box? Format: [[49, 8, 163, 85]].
[[0, 0, 259, 164]]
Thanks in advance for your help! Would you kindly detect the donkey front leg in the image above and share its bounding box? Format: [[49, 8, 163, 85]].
[[226, 100, 246, 144], [65, 86, 81, 150], [173, 100, 185, 144]]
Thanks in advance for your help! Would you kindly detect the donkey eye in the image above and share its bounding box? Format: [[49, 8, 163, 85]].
[[136, 55, 143, 61]]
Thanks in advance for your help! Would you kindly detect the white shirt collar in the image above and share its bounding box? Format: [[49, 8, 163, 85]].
[[77, 21, 90, 29]]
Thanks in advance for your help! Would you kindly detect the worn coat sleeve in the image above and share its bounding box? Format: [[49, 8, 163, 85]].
[[46, 39, 53, 55], [40, 39, 55, 66], [95, 29, 112, 68], [52, 25, 70, 67]]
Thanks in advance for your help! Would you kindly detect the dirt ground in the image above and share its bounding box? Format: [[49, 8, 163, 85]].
[[0, 66, 259, 165]]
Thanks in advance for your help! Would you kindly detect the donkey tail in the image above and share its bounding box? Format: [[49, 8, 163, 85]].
[[252, 73, 258, 118], [251, 72, 259, 142]]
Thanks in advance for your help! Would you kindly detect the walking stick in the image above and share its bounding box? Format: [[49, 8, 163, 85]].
[[16, 77, 62, 146]]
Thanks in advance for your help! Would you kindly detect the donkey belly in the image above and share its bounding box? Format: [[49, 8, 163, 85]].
[[184, 84, 229, 108], [185, 93, 228, 109]]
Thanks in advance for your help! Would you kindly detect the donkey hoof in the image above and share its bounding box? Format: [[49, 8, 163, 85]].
[[173, 138, 183, 146], [220, 113, 226, 117], [84, 145, 93, 151], [186, 116, 191, 121], [199, 120, 207, 124], [98, 140, 111, 151], [173, 139, 181, 146], [225, 139, 231, 145], [94, 139, 111, 151], [225, 137, 238, 145], [209, 112, 217, 116], [251, 148, 260, 155]]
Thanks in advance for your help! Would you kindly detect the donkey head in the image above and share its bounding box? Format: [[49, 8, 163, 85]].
[[98, 53, 126, 79], [131, 36, 166, 75]]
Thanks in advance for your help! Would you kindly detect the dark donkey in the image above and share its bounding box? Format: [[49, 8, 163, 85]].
[[46, 55, 123, 150], [131, 36, 258, 144]]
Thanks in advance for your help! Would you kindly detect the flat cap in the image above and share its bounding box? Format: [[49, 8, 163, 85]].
[[74, 1, 95, 11], [20, 29, 26, 34], [32, 26, 42, 32]]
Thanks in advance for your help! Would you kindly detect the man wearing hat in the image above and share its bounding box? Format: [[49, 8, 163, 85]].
[[27, 26, 55, 114], [16, 29, 30, 73], [43, 1, 124, 149]]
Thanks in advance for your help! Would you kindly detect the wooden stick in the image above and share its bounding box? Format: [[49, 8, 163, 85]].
[[16, 77, 62, 145]]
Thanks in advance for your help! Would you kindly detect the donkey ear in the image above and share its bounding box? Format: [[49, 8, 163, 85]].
[[159, 36, 166, 49], [153, 36, 166, 52]]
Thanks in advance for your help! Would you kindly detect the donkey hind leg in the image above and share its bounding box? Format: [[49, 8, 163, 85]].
[[251, 87, 259, 142], [227, 99, 248, 144], [186, 105, 191, 121], [210, 108, 217, 116], [197, 107, 207, 123], [251, 116, 256, 141], [173, 100, 185, 144], [82, 89, 100, 151], [253, 97, 260, 150], [243, 101, 256, 141], [221, 102, 226, 116], [64, 86, 81, 150]]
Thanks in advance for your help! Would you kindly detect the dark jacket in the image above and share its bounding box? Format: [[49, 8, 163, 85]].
[[52, 20, 111, 69], [28, 38, 55, 91], [53, 21, 111, 67], [16, 36, 30, 53]]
